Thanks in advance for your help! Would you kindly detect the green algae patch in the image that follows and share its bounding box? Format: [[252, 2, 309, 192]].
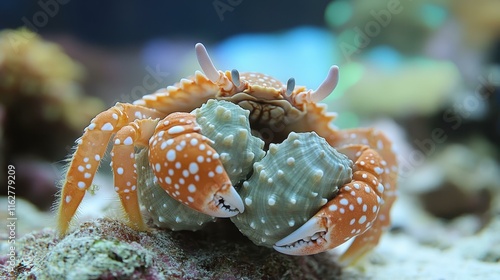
[[2, 218, 346, 279], [44, 237, 153, 279]]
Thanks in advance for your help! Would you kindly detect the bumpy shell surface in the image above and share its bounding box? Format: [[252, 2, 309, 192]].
[[231, 132, 353, 247], [137, 148, 216, 231], [192, 99, 266, 185], [137, 100, 265, 230]]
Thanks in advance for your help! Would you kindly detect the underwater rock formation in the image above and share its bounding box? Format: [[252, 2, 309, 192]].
[[1, 218, 351, 279]]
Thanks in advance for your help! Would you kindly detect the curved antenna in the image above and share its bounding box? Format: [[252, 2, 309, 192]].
[[310, 66, 339, 102], [285, 77, 295, 96], [195, 43, 220, 82], [231, 69, 240, 87]]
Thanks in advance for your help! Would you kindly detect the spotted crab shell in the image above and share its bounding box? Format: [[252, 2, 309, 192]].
[[192, 99, 266, 185], [137, 99, 265, 230], [231, 132, 353, 247]]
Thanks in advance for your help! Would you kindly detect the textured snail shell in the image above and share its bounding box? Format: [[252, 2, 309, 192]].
[[137, 148, 216, 231], [137, 99, 265, 230], [231, 132, 353, 247], [192, 99, 266, 185]]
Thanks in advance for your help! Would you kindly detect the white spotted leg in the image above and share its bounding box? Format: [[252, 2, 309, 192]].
[[56, 102, 163, 236], [331, 129, 398, 265], [110, 118, 159, 230], [148, 112, 244, 217], [274, 145, 385, 256]]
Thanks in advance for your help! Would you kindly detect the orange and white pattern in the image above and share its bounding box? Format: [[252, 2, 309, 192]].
[[55, 43, 398, 266]]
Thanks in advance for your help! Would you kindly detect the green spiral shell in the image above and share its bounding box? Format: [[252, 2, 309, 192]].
[[231, 132, 353, 247], [137, 99, 265, 230], [192, 99, 266, 185]]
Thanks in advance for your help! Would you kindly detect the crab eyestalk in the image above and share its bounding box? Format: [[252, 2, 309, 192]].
[[285, 77, 295, 96], [231, 69, 241, 87]]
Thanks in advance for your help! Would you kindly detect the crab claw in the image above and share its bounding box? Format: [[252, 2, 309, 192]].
[[274, 145, 385, 256], [274, 216, 328, 255], [274, 185, 380, 256], [205, 182, 245, 217], [148, 112, 244, 217]]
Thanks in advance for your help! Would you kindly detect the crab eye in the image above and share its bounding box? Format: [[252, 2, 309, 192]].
[[231, 69, 241, 87], [285, 77, 295, 96]]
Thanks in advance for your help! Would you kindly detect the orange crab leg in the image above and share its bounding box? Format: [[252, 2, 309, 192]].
[[56, 103, 163, 236], [329, 128, 398, 265], [327, 128, 397, 200], [111, 118, 159, 230], [325, 128, 398, 265], [274, 145, 385, 256], [148, 112, 244, 217]]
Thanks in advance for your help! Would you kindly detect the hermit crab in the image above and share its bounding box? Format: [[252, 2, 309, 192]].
[[56, 43, 398, 265]]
